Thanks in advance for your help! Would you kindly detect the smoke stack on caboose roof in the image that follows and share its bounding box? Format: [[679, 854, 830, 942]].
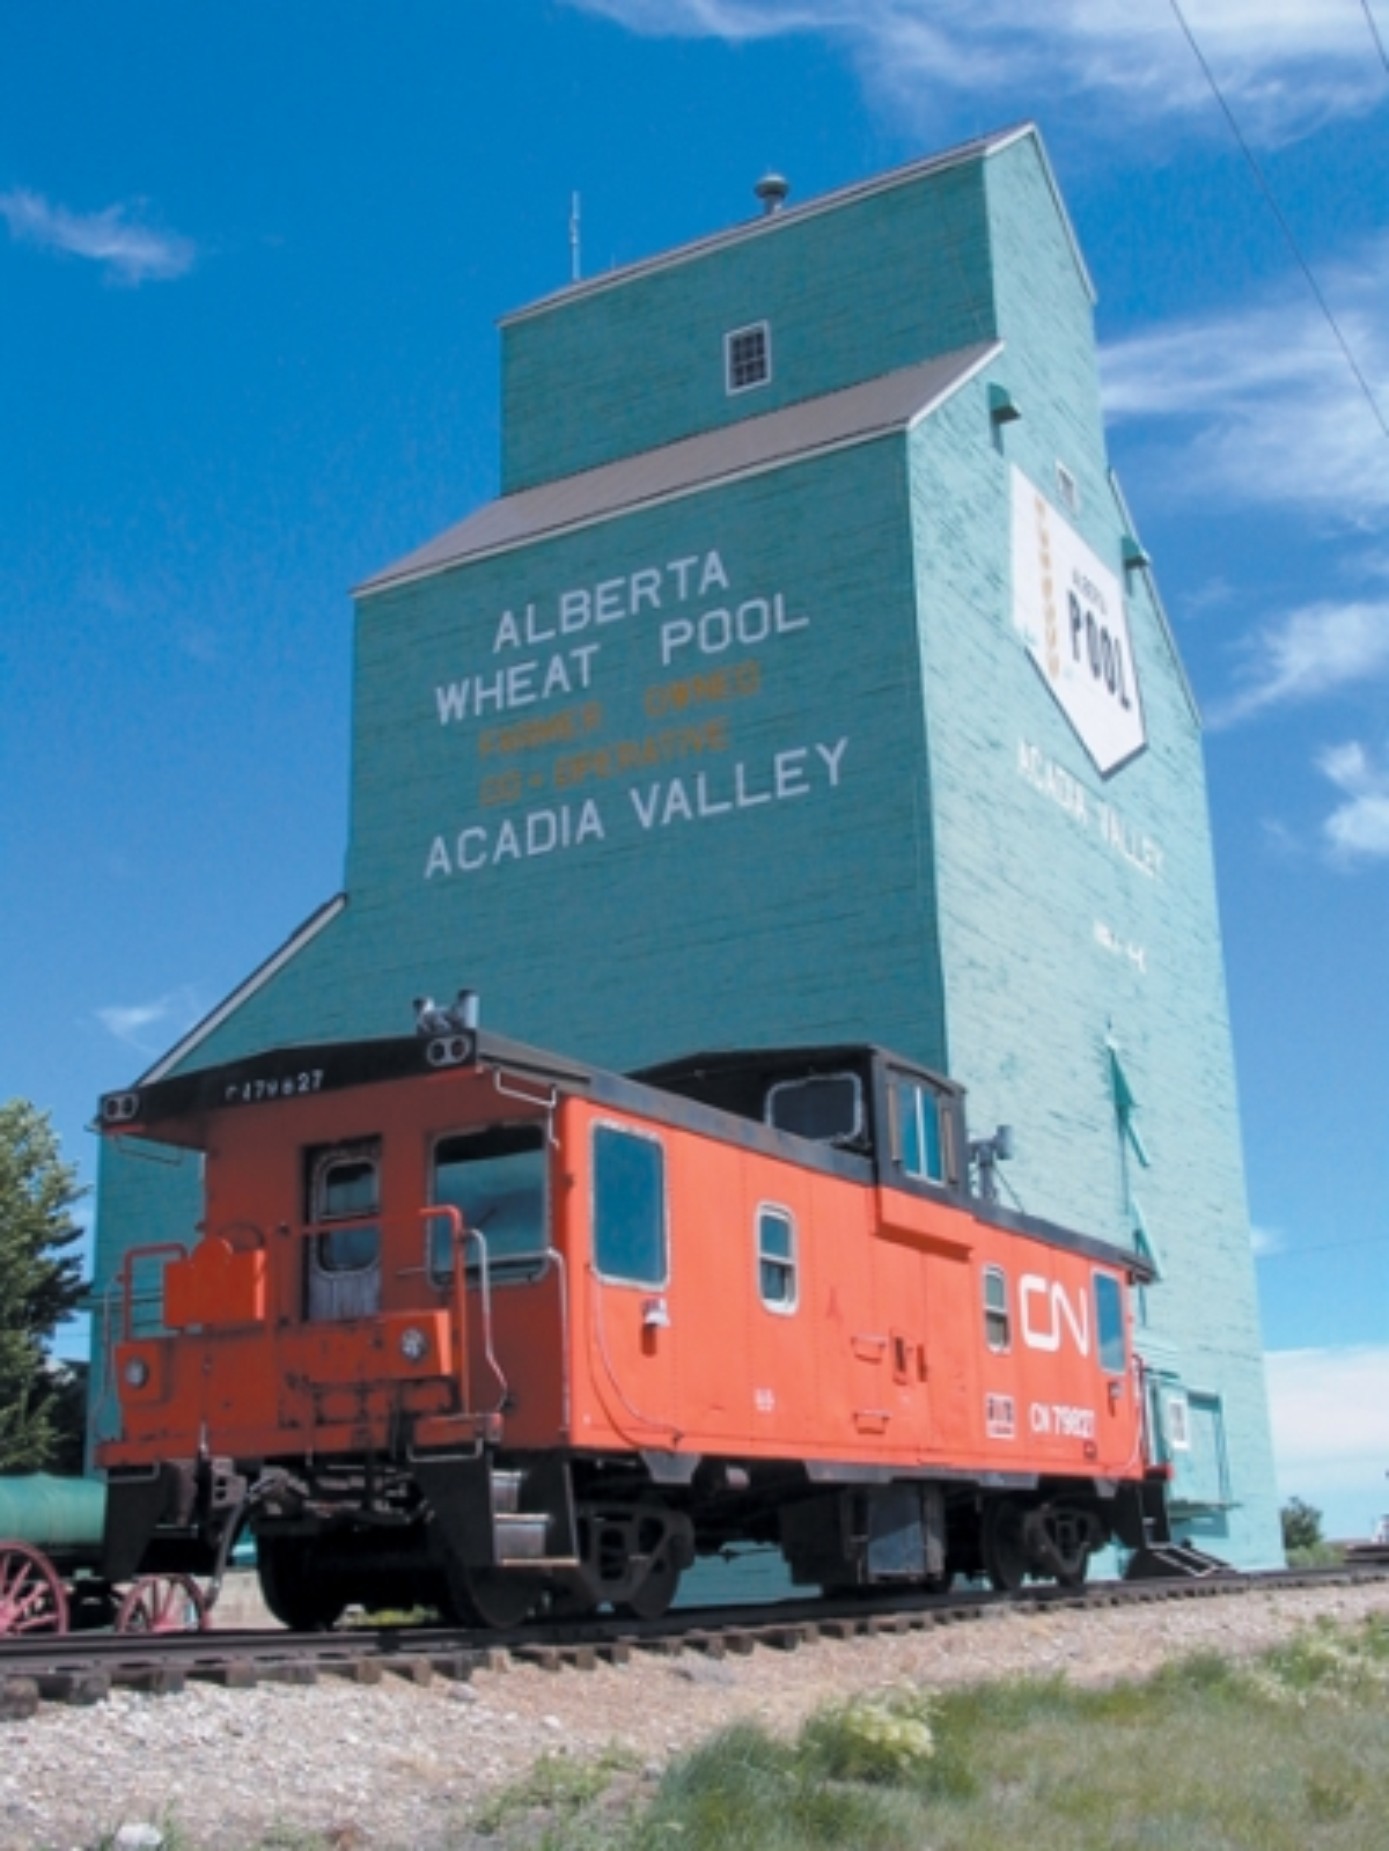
[[754, 172, 790, 215]]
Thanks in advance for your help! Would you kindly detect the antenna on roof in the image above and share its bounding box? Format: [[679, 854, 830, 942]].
[[569, 192, 582, 283]]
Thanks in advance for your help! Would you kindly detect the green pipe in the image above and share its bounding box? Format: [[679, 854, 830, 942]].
[[0, 1473, 106, 1558]]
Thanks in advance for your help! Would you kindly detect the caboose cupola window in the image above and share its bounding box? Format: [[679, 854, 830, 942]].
[[766, 1072, 863, 1146], [895, 1079, 945, 1183]]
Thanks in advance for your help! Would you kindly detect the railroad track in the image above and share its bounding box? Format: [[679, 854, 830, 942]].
[[2, 1562, 1385, 1719]]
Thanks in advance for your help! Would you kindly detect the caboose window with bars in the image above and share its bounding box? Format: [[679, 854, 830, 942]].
[[310, 1145, 380, 1273], [305, 1140, 383, 1321]]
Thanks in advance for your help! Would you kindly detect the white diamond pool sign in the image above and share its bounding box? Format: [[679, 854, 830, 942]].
[[1011, 467, 1146, 777]]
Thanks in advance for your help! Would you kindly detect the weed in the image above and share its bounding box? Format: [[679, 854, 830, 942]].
[[471, 1741, 641, 1841], [801, 1688, 936, 1785]]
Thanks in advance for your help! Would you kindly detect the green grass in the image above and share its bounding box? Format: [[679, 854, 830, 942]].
[[89, 1616, 1389, 1849], [468, 1614, 1389, 1851]]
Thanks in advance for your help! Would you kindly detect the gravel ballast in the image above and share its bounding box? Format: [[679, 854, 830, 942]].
[[5, 1579, 1386, 1850]]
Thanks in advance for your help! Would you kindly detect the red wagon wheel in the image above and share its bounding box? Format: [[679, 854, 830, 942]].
[[115, 1573, 209, 1635], [0, 1540, 70, 1636]]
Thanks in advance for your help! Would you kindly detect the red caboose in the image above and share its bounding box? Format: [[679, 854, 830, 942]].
[[96, 1012, 1171, 1625]]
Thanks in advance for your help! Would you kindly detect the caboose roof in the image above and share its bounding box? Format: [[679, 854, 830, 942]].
[[101, 1027, 960, 1149], [98, 1027, 1154, 1283]]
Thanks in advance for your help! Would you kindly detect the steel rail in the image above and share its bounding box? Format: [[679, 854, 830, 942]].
[[2, 1562, 1385, 1719]]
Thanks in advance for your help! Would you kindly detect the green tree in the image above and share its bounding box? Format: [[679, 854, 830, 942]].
[[0, 1102, 86, 1472], [1281, 1496, 1324, 1554]]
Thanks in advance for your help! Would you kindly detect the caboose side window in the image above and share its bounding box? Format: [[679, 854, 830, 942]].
[[1094, 1272, 1126, 1373], [757, 1205, 797, 1312], [593, 1124, 667, 1287], [430, 1123, 547, 1282], [983, 1265, 1010, 1353]]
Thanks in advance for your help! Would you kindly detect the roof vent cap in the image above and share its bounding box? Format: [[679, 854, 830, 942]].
[[754, 172, 790, 215]]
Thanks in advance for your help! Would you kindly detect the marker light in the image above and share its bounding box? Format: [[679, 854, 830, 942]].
[[123, 1356, 150, 1389]]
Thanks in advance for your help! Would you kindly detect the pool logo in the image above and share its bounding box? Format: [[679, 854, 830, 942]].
[[1011, 467, 1147, 778]]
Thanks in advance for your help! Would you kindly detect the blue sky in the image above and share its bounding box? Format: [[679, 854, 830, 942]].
[[2, 2, 1385, 1539]]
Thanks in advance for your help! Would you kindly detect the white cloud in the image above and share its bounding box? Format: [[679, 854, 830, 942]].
[[1208, 600, 1389, 725], [1104, 243, 1389, 753], [564, 0, 1387, 142], [97, 986, 205, 1054], [1102, 236, 1389, 529], [1318, 739, 1389, 862], [1265, 1346, 1389, 1531], [0, 188, 195, 285]]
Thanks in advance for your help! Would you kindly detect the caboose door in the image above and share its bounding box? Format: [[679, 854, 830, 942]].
[[304, 1142, 382, 1321], [586, 1121, 676, 1428]]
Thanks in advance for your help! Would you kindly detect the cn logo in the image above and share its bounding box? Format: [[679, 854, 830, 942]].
[[1019, 1276, 1091, 1358]]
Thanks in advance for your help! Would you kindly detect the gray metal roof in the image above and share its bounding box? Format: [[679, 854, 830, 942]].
[[358, 340, 1000, 596]]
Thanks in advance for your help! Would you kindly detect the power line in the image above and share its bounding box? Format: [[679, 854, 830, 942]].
[[1168, 0, 1389, 444], [1362, 0, 1389, 75]]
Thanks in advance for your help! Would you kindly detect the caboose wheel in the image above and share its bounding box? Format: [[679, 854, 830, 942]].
[[614, 1547, 681, 1622], [1055, 1553, 1090, 1591], [982, 1498, 1030, 1593], [116, 1573, 209, 1634], [0, 1541, 69, 1636], [444, 1562, 539, 1629], [256, 1536, 346, 1631]]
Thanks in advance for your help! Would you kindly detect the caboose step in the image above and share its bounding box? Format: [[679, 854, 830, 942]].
[[1124, 1542, 1235, 1581], [491, 1555, 581, 1571], [494, 1511, 550, 1562], [491, 1470, 524, 1517]]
